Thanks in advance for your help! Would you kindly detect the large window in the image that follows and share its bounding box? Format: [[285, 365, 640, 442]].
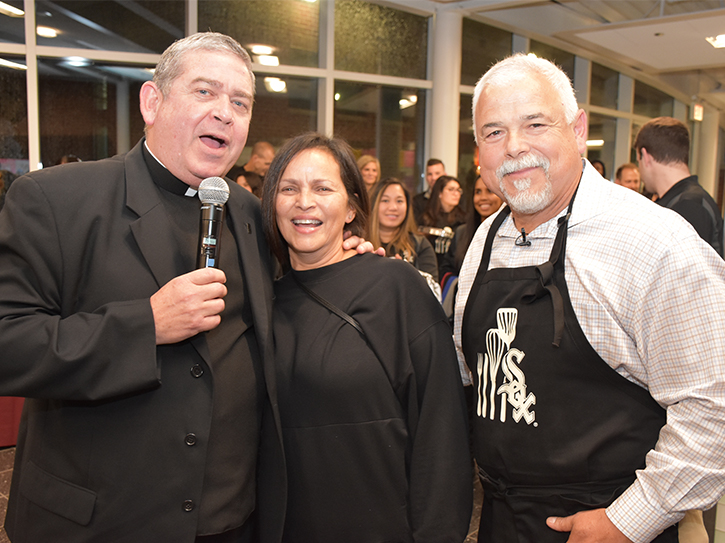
[[36, 0, 185, 53], [0, 55, 28, 174], [0, 0, 24, 45], [38, 59, 150, 166], [199, 0, 319, 67], [529, 41, 575, 84], [458, 93, 477, 187], [335, 0, 427, 79], [238, 75, 318, 164], [460, 19, 511, 87], [586, 113, 617, 180], [634, 81, 674, 118], [334, 81, 425, 192], [590, 62, 618, 110]]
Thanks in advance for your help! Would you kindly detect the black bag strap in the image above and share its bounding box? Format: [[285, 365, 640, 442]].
[[292, 273, 407, 416], [292, 275, 367, 340]]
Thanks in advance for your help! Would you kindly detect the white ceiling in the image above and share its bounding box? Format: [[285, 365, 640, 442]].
[[394, 0, 725, 113]]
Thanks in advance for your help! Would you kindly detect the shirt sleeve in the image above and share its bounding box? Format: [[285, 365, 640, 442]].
[[407, 317, 473, 542], [606, 233, 725, 543]]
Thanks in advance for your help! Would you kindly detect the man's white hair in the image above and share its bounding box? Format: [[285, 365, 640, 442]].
[[472, 54, 579, 144]]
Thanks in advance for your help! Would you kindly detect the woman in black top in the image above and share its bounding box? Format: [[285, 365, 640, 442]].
[[419, 175, 466, 270], [440, 175, 503, 279], [261, 132, 472, 543], [368, 177, 439, 282]]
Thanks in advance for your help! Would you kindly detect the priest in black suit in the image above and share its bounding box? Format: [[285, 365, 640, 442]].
[[0, 33, 285, 543]]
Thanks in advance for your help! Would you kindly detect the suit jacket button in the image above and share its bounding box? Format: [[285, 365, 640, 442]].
[[183, 500, 194, 512], [185, 433, 197, 446], [190, 364, 204, 378]]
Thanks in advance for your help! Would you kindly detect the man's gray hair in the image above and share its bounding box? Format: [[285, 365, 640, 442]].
[[153, 32, 255, 96], [472, 54, 578, 144]]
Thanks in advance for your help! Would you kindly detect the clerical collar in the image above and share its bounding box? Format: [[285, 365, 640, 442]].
[[142, 140, 198, 197]]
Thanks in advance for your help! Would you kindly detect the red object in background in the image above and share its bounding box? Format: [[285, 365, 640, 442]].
[[0, 397, 24, 447]]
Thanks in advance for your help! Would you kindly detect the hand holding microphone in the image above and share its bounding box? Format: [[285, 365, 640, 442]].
[[150, 177, 230, 344]]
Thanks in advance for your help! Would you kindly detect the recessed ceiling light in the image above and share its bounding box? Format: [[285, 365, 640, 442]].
[[706, 34, 725, 48], [0, 57, 26, 70], [586, 139, 604, 148], [65, 56, 90, 67], [250, 44, 273, 56], [0, 1, 24, 17], [36, 26, 58, 38], [264, 77, 287, 93], [257, 55, 279, 67], [399, 95, 418, 109]]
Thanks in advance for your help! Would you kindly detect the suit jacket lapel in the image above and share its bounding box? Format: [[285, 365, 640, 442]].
[[125, 143, 180, 289], [226, 190, 272, 365], [123, 142, 213, 365]]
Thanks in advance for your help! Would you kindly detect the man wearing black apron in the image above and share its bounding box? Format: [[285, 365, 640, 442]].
[[455, 54, 725, 543]]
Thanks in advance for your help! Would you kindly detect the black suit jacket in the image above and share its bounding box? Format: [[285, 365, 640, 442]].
[[0, 142, 286, 543]]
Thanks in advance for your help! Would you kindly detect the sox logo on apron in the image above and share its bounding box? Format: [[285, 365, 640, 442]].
[[462, 193, 676, 542]]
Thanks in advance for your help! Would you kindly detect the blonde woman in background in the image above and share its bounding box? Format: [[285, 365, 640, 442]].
[[357, 154, 380, 193]]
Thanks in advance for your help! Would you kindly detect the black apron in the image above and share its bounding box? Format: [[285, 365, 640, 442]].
[[462, 196, 678, 542]]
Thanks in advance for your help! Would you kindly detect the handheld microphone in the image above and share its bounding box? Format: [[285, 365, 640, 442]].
[[197, 176, 230, 269]]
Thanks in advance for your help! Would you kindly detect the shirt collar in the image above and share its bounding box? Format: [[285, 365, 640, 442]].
[[142, 140, 198, 198]]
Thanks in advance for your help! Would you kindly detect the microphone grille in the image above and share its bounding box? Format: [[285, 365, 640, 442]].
[[198, 176, 230, 205]]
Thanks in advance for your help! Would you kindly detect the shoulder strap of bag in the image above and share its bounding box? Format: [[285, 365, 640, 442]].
[[292, 275, 367, 339]]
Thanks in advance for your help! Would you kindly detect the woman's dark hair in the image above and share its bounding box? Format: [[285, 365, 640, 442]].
[[368, 178, 417, 260], [261, 132, 369, 269], [454, 176, 502, 270], [228, 166, 263, 198], [590, 159, 606, 178], [422, 175, 465, 227]]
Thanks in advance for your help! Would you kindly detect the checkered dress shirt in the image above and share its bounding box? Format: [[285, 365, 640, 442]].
[[454, 160, 725, 543]]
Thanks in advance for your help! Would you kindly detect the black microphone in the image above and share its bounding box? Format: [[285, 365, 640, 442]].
[[196, 176, 230, 269], [515, 227, 531, 247]]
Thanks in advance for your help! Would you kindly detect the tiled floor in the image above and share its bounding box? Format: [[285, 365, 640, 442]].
[[0, 446, 483, 542], [0, 447, 13, 543]]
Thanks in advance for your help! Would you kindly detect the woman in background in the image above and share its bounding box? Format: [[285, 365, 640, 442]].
[[368, 177, 439, 282], [228, 165, 263, 198], [440, 175, 503, 278], [261, 132, 471, 543], [419, 175, 466, 271], [356, 154, 380, 193]]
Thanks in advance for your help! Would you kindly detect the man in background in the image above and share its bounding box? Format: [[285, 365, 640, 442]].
[[614, 162, 641, 192], [635, 116, 723, 257], [242, 140, 275, 178], [413, 158, 446, 224]]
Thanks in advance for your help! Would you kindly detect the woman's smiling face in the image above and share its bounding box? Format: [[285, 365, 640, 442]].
[[275, 148, 355, 270]]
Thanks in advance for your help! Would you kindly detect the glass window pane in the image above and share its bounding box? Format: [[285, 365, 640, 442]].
[[35, 0, 185, 53], [0, 0, 25, 45], [0, 54, 29, 177], [461, 19, 511, 86], [586, 113, 617, 180], [334, 81, 425, 193], [529, 41, 575, 84], [633, 81, 674, 118], [38, 58, 150, 166], [239, 75, 317, 163], [199, 0, 319, 68], [590, 62, 618, 110], [458, 93, 478, 192], [335, 0, 427, 79]]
